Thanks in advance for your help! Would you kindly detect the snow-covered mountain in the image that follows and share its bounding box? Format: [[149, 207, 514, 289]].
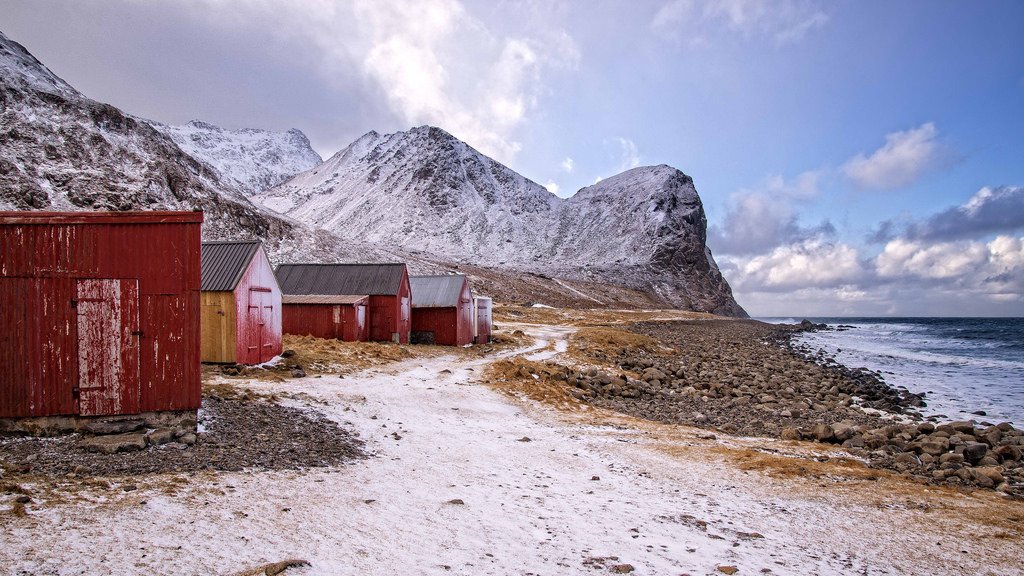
[[256, 126, 746, 316], [0, 30, 388, 264], [0, 31, 744, 314], [151, 120, 322, 197]]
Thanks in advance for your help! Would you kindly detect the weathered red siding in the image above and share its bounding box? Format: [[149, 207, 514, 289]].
[[282, 300, 368, 341], [233, 249, 282, 364], [0, 211, 202, 419], [367, 270, 411, 343], [411, 279, 474, 346]]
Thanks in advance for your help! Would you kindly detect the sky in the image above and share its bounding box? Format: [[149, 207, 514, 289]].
[[2, 0, 1023, 316]]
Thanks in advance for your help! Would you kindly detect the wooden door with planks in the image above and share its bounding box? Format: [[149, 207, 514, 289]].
[[76, 279, 141, 416]]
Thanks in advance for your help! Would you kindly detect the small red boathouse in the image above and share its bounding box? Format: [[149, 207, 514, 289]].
[[0, 211, 202, 432], [409, 275, 474, 346], [200, 240, 283, 364], [275, 263, 411, 343]]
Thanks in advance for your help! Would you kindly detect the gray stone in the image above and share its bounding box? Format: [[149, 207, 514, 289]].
[[83, 419, 145, 435], [963, 442, 988, 465], [831, 422, 856, 442], [811, 423, 834, 442], [146, 428, 176, 446], [781, 427, 802, 441], [79, 432, 147, 454], [919, 438, 950, 456], [950, 420, 976, 434]]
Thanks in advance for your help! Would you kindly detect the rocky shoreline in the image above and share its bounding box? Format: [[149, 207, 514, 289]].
[[563, 319, 1023, 496]]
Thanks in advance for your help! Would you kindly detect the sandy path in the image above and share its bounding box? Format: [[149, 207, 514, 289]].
[[2, 325, 1021, 575]]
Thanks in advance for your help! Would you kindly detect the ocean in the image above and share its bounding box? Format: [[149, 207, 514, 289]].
[[760, 317, 1024, 427]]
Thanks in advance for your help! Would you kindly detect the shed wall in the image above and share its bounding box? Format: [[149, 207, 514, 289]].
[[233, 249, 282, 364], [366, 270, 411, 343], [0, 215, 201, 418], [200, 291, 236, 363], [282, 302, 367, 341], [410, 283, 474, 346]]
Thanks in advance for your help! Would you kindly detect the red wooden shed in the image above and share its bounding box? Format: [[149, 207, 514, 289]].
[[275, 264, 411, 343], [473, 296, 493, 344], [409, 275, 474, 346], [281, 294, 369, 341], [0, 211, 202, 433], [200, 241, 283, 364]]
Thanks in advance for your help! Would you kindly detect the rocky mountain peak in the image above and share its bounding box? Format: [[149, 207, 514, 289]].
[[0, 31, 76, 96], [257, 127, 747, 316], [151, 119, 323, 198]]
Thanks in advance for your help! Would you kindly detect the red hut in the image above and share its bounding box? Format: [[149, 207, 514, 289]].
[[409, 275, 474, 346], [473, 296, 493, 344], [281, 294, 369, 341], [275, 264, 411, 343], [0, 211, 202, 434], [200, 241, 283, 364]]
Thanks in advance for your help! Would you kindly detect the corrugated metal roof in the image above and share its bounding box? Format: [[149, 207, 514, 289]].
[[201, 241, 261, 291], [0, 211, 204, 224], [276, 263, 408, 296], [410, 275, 469, 308], [282, 294, 369, 305]]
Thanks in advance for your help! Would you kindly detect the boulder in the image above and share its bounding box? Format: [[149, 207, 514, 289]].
[[83, 419, 144, 435], [145, 428, 176, 446], [781, 427, 802, 441], [811, 423, 834, 442], [962, 442, 989, 465], [79, 432, 147, 454], [993, 445, 1022, 462], [950, 420, 976, 434], [831, 422, 856, 442], [918, 438, 950, 456], [974, 466, 1005, 485]]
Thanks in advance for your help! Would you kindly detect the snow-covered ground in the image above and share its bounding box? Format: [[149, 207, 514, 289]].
[[3, 325, 1022, 575]]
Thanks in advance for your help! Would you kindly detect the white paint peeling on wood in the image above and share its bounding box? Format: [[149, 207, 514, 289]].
[[76, 279, 139, 416]]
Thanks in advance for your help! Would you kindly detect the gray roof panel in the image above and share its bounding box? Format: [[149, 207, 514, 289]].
[[276, 263, 408, 296], [282, 294, 369, 305], [410, 275, 469, 308], [201, 241, 261, 291]]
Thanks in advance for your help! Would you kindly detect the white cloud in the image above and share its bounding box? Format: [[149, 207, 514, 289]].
[[842, 122, 948, 190], [544, 180, 560, 195], [708, 171, 831, 256], [728, 233, 1024, 316], [192, 0, 578, 164], [560, 157, 574, 173], [652, 0, 829, 46], [762, 170, 821, 200], [729, 239, 864, 291], [615, 137, 641, 171], [875, 237, 988, 280]]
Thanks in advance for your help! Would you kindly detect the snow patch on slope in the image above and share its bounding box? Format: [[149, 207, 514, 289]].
[[152, 120, 323, 197], [255, 127, 746, 315]]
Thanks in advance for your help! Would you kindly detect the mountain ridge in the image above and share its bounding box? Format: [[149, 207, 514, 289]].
[[0, 30, 745, 316], [256, 126, 747, 316]]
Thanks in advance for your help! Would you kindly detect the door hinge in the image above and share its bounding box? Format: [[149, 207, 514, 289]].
[[132, 330, 144, 337], [70, 298, 78, 308]]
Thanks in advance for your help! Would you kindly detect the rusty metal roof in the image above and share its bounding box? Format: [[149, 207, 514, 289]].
[[276, 263, 408, 296], [0, 210, 204, 224], [201, 241, 261, 291], [282, 294, 368, 305], [410, 275, 469, 308]]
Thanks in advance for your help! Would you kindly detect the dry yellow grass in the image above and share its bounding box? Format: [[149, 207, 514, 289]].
[[482, 358, 584, 409], [494, 304, 716, 327]]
